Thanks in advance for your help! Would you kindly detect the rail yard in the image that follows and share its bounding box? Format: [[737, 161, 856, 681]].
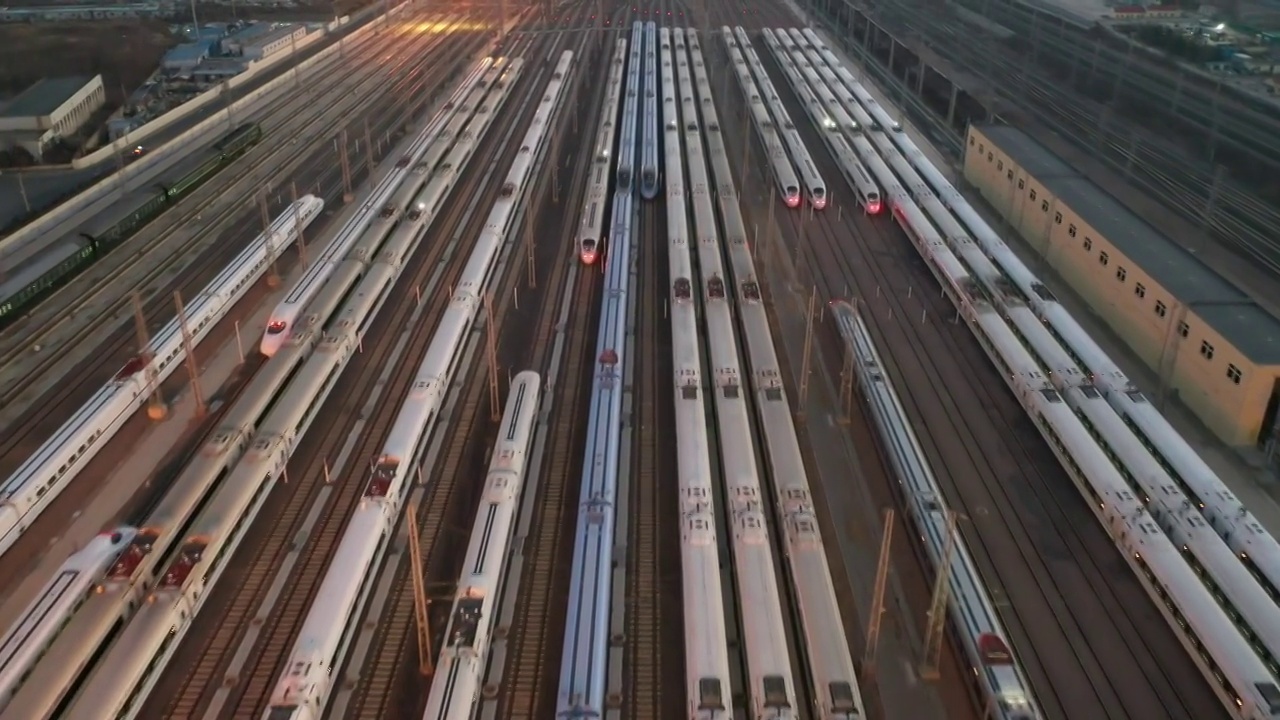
[[2, 0, 1280, 719]]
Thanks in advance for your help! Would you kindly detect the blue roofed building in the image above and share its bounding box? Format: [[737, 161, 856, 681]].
[[161, 41, 216, 77]]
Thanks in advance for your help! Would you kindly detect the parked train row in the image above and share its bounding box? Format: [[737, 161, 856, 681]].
[[766, 26, 1280, 719], [729, 27, 826, 210], [576, 41, 629, 266], [0, 193, 324, 561], [660, 26, 734, 719], [0, 57, 514, 720], [557, 21, 644, 719], [677, 26, 796, 718], [832, 301, 1042, 720], [260, 50, 570, 720], [693, 28, 867, 719]]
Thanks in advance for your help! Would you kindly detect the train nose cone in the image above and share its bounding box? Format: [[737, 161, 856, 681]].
[[785, 195, 801, 208], [581, 250, 598, 265]]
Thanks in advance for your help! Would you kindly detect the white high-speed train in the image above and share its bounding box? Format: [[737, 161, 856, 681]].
[[676, 28, 796, 718], [0, 59, 511, 720], [785, 26, 1280, 719], [421, 371, 542, 720], [260, 59, 500, 355], [688, 31, 867, 719], [577, 40, 626, 265], [43, 57, 533, 720], [260, 53, 561, 720], [731, 27, 826, 210], [0, 195, 323, 561], [832, 301, 1042, 720], [661, 27, 732, 719], [0, 528, 135, 711], [723, 33, 800, 208], [639, 21, 660, 200], [760, 29, 880, 215]]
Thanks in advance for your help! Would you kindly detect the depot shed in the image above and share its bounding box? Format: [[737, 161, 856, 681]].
[[962, 123, 1280, 448], [0, 75, 105, 155]]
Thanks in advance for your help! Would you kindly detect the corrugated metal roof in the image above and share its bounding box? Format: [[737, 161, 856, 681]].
[[163, 42, 212, 64], [976, 123, 1280, 365], [0, 76, 93, 118]]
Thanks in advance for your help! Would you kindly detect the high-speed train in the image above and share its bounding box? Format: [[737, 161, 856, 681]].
[[639, 21, 660, 200], [759, 29, 880, 215], [832, 301, 1042, 720], [0, 60, 506, 720], [260, 59, 503, 355], [809, 19, 1280, 619], [421, 371, 542, 720], [731, 27, 826, 210], [787, 26, 1280, 720], [577, 40, 626, 265], [258, 57, 544, 720], [28, 63, 522, 720], [0, 528, 135, 711], [661, 27, 732, 719], [0, 195, 323, 560], [677, 28, 797, 717], [689, 30, 867, 719], [723, 33, 800, 208], [557, 22, 640, 720]]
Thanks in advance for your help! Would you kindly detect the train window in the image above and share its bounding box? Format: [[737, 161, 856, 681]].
[[1227, 364, 1242, 384], [1116, 267, 1126, 281], [1134, 283, 1146, 298], [1155, 301, 1167, 318], [1178, 321, 1190, 337], [1068, 224, 1077, 237], [1054, 211, 1063, 224], [1098, 252, 1108, 266], [1029, 189, 1036, 201], [501, 183, 516, 197], [1201, 341, 1214, 360], [1083, 237, 1092, 251]]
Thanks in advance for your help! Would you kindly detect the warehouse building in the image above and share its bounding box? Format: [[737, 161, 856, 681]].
[[963, 123, 1280, 447], [0, 75, 106, 156], [222, 23, 307, 61]]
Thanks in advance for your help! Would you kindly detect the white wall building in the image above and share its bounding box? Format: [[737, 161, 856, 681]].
[[0, 75, 106, 156]]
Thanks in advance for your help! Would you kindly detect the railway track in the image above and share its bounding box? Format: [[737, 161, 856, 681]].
[[0, 13, 485, 459], [135, 39, 537, 720], [728, 17, 1226, 719], [335, 29, 593, 720], [493, 26, 617, 720]]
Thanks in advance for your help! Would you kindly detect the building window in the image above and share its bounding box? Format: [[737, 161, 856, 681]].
[[1227, 364, 1243, 384], [1054, 211, 1063, 224], [1099, 252, 1109, 266], [988, 152, 994, 162], [1018, 178, 1025, 190], [1155, 301, 1167, 317], [1116, 267, 1127, 281], [979, 142, 984, 153], [1200, 341, 1214, 360], [1134, 283, 1146, 298], [1178, 321, 1189, 337], [1007, 170, 1014, 181], [1083, 238, 1093, 251], [1030, 189, 1037, 201], [998, 160, 1003, 171], [1068, 224, 1077, 237], [1042, 200, 1050, 212], [969, 136, 976, 146]]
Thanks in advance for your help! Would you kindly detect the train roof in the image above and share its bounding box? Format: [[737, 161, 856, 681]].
[[978, 123, 1280, 365]]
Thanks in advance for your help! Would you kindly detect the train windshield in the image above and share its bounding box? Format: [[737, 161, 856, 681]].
[[267, 320, 287, 335]]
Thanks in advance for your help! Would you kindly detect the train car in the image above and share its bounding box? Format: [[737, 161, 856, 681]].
[[421, 372, 541, 720], [0, 528, 135, 711], [640, 21, 660, 200], [833, 301, 1042, 720], [724, 32, 800, 208], [578, 40, 627, 265], [679, 29, 799, 715], [662, 27, 732, 719], [0, 196, 323, 561], [0, 122, 265, 325], [261, 56, 564, 720], [556, 24, 639, 717], [732, 27, 826, 210], [688, 33, 867, 719], [260, 59, 497, 355]]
